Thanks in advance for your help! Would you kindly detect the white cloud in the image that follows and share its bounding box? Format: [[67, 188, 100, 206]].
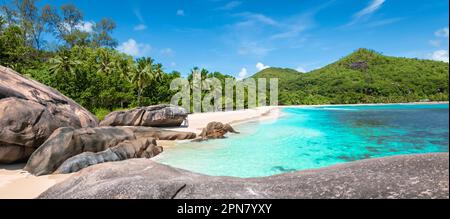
[[227, 3, 330, 58], [256, 62, 270, 71], [429, 40, 441, 47], [133, 24, 147, 31], [355, 0, 386, 18], [176, 9, 185, 16], [118, 39, 151, 57], [296, 66, 307, 73], [132, 9, 147, 31], [170, 62, 177, 67], [347, 0, 386, 26], [160, 48, 175, 56], [367, 17, 403, 27], [75, 21, 95, 33], [430, 50, 449, 63], [218, 1, 242, 10], [236, 12, 278, 26], [270, 25, 307, 40], [134, 9, 145, 23], [238, 42, 272, 57], [237, 68, 248, 80], [435, 27, 449, 38]]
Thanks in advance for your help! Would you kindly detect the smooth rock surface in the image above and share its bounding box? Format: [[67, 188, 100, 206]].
[[100, 104, 188, 127], [55, 138, 162, 174], [25, 126, 196, 176], [0, 66, 98, 163], [39, 153, 449, 199], [195, 122, 239, 141]]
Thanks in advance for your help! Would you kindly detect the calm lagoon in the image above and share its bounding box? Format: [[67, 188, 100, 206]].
[[154, 104, 449, 178]]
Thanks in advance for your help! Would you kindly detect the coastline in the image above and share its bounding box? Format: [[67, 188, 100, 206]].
[[279, 101, 449, 108], [0, 101, 447, 199], [165, 106, 282, 135], [0, 106, 281, 199]]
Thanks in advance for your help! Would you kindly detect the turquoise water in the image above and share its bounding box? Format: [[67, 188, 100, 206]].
[[154, 104, 449, 178]]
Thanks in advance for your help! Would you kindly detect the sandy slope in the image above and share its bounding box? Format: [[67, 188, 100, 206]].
[[0, 164, 71, 199]]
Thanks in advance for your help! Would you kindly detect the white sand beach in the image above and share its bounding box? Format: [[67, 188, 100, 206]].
[[0, 106, 280, 199], [167, 106, 281, 134], [0, 164, 71, 199]]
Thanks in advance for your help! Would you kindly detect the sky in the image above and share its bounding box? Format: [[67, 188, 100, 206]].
[[37, 0, 449, 78]]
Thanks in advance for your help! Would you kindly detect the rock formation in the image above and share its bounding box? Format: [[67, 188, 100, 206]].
[[195, 122, 239, 141], [100, 104, 188, 127], [38, 153, 449, 199], [55, 138, 162, 174], [350, 61, 369, 71], [24, 126, 196, 176], [0, 66, 98, 163]]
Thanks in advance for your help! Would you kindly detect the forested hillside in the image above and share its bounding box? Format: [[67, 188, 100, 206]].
[[253, 49, 449, 105]]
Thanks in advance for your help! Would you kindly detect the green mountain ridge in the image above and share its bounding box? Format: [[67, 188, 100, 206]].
[[252, 48, 449, 105]]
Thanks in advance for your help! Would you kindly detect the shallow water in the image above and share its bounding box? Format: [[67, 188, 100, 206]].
[[154, 104, 449, 178]]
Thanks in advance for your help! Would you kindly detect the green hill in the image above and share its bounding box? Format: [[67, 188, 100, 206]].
[[252, 48, 449, 105]]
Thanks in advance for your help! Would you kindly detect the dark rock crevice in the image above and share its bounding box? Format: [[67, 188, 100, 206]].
[[170, 184, 187, 199]]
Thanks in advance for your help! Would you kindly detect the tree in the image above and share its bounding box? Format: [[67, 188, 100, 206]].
[[60, 4, 83, 31], [48, 49, 81, 76], [92, 18, 117, 48], [0, 16, 5, 32], [0, 24, 32, 70], [6, 0, 46, 50], [132, 57, 163, 106], [95, 48, 116, 75], [42, 4, 117, 49], [42, 3, 85, 47], [0, 5, 18, 26]]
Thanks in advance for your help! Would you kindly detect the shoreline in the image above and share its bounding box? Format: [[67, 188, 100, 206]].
[[0, 101, 447, 199], [0, 106, 281, 199], [163, 101, 448, 142], [165, 106, 281, 135], [279, 101, 449, 108]]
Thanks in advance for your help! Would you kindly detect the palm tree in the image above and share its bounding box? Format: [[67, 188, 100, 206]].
[[95, 49, 116, 75], [132, 57, 163, 106], [116, 57, 134, 82], [48, 50, 81, 76]]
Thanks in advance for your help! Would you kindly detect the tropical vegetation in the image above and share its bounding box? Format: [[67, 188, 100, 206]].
[[1, 1, 448, 119], [253, 49, 449, 105]]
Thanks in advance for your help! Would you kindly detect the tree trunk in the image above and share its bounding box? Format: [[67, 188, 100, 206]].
[[137, 89, 142, 106]]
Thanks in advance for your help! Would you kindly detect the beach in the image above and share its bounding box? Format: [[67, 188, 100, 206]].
[[0, 106, 280, 199], [0, 103, 446, 199], [166, 106, 281, 134], [0, 164, 71, 199]]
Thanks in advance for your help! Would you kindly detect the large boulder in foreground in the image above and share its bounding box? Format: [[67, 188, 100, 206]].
[[24, 126, 196, 176], [100, 104, 188, 127], [39, 153, 449, 199], [0, 66, 98, 163]]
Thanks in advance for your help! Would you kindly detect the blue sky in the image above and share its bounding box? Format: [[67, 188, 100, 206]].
[[39, 0, 449, 78]]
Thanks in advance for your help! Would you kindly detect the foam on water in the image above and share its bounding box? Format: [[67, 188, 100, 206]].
[[154, 104, 449, 178]]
